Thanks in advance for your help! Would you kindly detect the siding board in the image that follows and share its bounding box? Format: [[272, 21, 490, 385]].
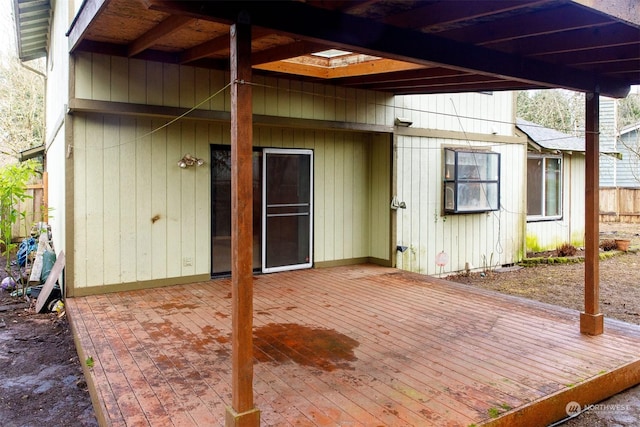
[[146, 61, 162, 106], [194, 123, 211, 273], [151, 121, 168, 279], [119, 117, 137, 284], [75, 52, 92, 99], [92, 54, 111, 101], [128, 59, 146, 104], [162, 63, 180, 107], [179, 122, 196, 277], [110, 56, 129, 103], [135, 121, 153, 281], [103, 116, 121, 283], [165, 123, 183, 277], [87, 116, 106, 285], [74, 116, 88, 286]]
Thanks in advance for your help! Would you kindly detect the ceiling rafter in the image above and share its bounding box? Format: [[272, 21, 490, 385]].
[[496, 24, 640, 57], [438, 4, 614, 46], [128, 14, 193, 57], [333, 67, 470, 86], [382, 0, 551, 32], [180, 34, 230, 63], [251, 40, 329, 66], [180, 27, 272, 64]]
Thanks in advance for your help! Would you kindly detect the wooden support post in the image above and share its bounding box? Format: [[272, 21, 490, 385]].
[[581, 92, 604, 335], [225, 12, 260, 427]]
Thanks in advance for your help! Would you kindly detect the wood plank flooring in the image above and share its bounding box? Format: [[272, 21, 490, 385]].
[[66, 264, 640, 426]]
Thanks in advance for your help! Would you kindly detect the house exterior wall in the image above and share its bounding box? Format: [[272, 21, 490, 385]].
[[53, 47, 521, 292], [67, 53, 393, 293], [599, 97, 619, 187], [393, 92, 524, 275], [44, 0, 71, 257], [526, 153, 586, 252], [613, 129, 640, 188]]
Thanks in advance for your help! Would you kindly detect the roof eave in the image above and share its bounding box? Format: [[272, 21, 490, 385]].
[[12, 0, 52, 62]]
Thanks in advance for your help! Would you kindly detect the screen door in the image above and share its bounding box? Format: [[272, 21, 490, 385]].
[[262, 148, 313, 273]]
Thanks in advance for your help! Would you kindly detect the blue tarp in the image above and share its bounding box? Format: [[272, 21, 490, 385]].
[[16, 237, 37, 267]]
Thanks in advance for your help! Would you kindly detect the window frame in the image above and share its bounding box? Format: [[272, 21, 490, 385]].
[[443, 148, 500, 214], [526, 153, 563, 222]]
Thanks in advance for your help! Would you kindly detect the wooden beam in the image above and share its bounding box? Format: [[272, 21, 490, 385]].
[[66, 0, 109, 52], [180, 34, 230, 63], [438, 4, 613, 46], [128, 15, 193, 57], [581, 92, 604, 336], [251, 40, 328, 65], [384, 0, 551, 30], [66, 97, 395, 133], [226, 12, 260, 427], [181, 28, 271, 64]]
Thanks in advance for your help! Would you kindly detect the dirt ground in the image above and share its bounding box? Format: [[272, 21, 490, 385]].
[[0, 223, 639, 426]]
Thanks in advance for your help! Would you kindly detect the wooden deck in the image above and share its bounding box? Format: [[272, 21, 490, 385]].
[[66, 264, 640, 426]]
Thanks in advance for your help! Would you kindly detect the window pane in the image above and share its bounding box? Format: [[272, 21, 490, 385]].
[[445, 149, 456, 180], [485, 182, 499, 210], [443, 149, 500, 213], [486, 153, 500, 180], [444, 182, 455, 210], [457, 152, 482, 179], [457, 182, 490, 211], [545, 158, 561, 217], [527, 158, 542, 216]]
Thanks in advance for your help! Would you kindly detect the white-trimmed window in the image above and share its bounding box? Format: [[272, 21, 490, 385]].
[[527, 154, 562, 220], [443, 148, 500, 214]]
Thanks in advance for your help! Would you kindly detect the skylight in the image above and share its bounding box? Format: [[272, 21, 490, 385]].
[[312, 49, 352, 58]]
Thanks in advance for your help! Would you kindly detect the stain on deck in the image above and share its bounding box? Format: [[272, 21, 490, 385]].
[[254, 323, 359, 371]]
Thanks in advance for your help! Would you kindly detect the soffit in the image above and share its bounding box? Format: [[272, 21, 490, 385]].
[[13, 0, 51, 61], [66, 0, 640, 98]]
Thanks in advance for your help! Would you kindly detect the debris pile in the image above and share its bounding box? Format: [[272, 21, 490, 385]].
[[3, 224, 65, 314]]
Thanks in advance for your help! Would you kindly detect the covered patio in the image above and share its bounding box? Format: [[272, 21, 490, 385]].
[[67, 264, 640, 426]]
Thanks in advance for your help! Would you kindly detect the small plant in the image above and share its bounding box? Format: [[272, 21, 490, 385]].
[[85, 356, 94, 368], [0, 160, 38, 286], [600, 239, 617, 251], [487, 407, 500, 418], [482, 252, 498, 274], [556, 243, 577, 257]]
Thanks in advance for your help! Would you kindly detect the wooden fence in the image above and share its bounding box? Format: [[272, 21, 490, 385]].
[[600, 187, 640, 223], [10, 181, 45, 241]]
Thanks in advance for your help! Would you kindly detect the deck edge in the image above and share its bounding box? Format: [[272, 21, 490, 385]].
[[482, 357, 640, 426]]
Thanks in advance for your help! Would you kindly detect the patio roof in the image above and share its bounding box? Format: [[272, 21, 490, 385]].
[[62, 0, 640, 98]]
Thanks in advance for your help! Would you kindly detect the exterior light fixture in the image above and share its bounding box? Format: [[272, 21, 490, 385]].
[[395, 117, 413, 127], [178, 154, 205, 168]]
